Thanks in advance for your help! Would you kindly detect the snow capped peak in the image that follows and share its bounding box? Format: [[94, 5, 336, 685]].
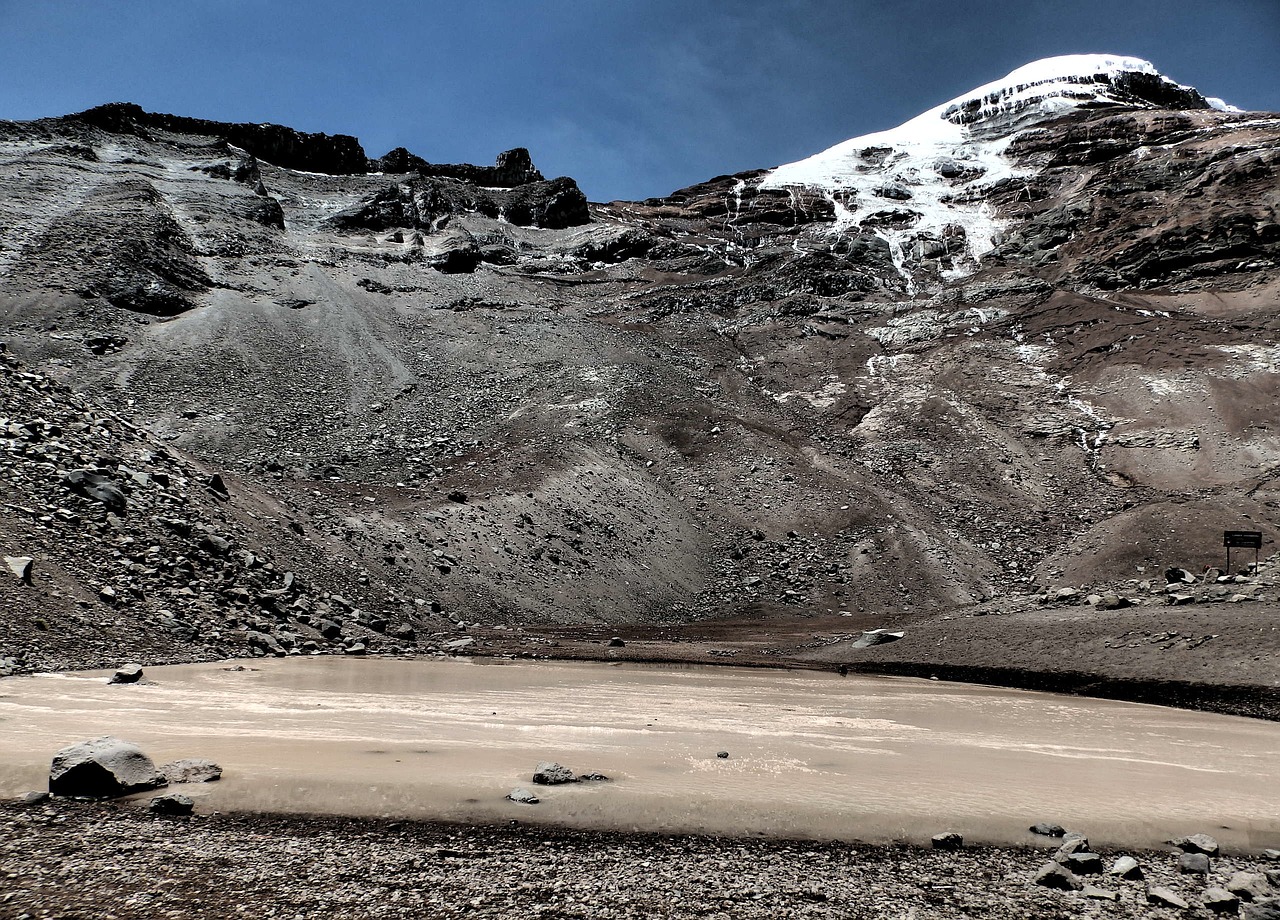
[[763, 55, 1232, 290]]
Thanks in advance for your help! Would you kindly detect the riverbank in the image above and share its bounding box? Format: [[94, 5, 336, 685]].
[[3, 799, 1277, 919], [456, 598, 1280, 722]]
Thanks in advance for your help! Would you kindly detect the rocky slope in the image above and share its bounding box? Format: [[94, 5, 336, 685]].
[[0, 55, 1278, 677]]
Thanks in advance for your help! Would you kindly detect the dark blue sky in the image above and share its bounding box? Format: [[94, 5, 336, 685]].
[[2, 1, 1277, 200]]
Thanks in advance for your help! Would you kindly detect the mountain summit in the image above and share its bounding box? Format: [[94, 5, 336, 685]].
[[762, 55, 1238, 283]]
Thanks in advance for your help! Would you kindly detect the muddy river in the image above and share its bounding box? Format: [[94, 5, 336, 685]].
[[1, 658, 1277, 849]]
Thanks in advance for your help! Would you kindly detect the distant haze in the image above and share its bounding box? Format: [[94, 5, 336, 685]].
[[1, 0, 1278, 200]]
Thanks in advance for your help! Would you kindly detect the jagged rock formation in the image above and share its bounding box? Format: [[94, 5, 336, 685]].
[[0, 55, 1278, 670], [68, 103, 369, 175]]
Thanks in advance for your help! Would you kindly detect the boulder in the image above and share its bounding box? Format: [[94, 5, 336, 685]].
[[108, 663, 144, 684], [1148, 887, 1190, 910], [1180, 852, 1211, 876], [607, 637, 625, 648], [1066, 852, 1104, 875], [149, 793, 194, 816], [1033, 861, 1083, 891], [49, 736, 167, 798], [1083, 885, 1118, 901], [1171, 834, 1221, 856], [931, 832, 963, 851], [160, 759, 222, 784], [1111, 855, 1144, 880], [1054, 833, 1091, 863], [1228, 872, 1272, 902], [1029, 822, 1067, 837], [63, 469, 126, 512], [532, 762, 578, 785], [1204, 888, 1241, 915], [506, 787, 539, 805], [1244, 898, 1280, 920], [15, 791, 50, 806]]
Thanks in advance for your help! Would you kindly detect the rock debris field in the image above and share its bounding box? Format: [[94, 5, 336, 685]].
[[3, 800, 1280, 920]]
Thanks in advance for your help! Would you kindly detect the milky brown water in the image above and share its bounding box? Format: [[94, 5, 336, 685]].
[[2, 658, 1278, 849]]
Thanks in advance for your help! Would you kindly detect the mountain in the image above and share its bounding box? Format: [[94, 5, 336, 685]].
[[1, 56, 1278, 692]]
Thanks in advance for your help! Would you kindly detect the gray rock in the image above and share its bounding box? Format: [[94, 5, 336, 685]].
[[1228, 872, 1272, 902], [1244, 898, 1280, 920], [1148, 887, 1191, 909], [930, 832, 963, 851], [15, 790, 50, 806], [506, 787, 539, 805], [1204, 887, 1242, 915], [1263, 850, 1280, 861], [1084, 885, 1118, 901], [1180, 852, 1211, 876], [577, 772, 609, 782], [1033, 861, 1083, 891], [160, 759, 222, 784], [149, 793, 194, 815], [607, 636, 625, 647], [1054, 833, 1091, 863], [1111, 855, 1144, 880], [63, 469, 126, 512], [532, 762, 578, 785], [4, 555, 33, 582], [49, 736, 167, 798], [1029, 822, 1067, 837], [1171, 833, 1221, 856], [1066, 852, 1104, 875], [716, 751, 729, 759], [108, 663, 143, 684]]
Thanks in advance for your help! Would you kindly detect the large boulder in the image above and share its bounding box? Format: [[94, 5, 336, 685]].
[[49, 736, 167, 798]]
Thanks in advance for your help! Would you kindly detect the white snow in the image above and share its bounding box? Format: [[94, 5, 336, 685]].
[[762, 54, 1237, 289]]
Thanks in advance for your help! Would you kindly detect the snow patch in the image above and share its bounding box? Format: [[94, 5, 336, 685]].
[[761, 54, 1232, 289]]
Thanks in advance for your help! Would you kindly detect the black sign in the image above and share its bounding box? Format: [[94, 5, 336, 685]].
[[1223, 530, 1262, 549]]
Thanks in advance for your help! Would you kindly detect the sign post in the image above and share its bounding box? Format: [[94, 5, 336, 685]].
[[1223, 530, 1262, 575]]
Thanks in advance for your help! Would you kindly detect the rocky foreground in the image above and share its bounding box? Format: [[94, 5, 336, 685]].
[[2, 799, 1279, 919]]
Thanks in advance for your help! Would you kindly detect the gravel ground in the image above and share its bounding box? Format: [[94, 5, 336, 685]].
[[2, 800, 1277, 919]]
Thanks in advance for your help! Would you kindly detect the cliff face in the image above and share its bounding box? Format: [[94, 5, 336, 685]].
[[0, 58, 1278, 669]]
